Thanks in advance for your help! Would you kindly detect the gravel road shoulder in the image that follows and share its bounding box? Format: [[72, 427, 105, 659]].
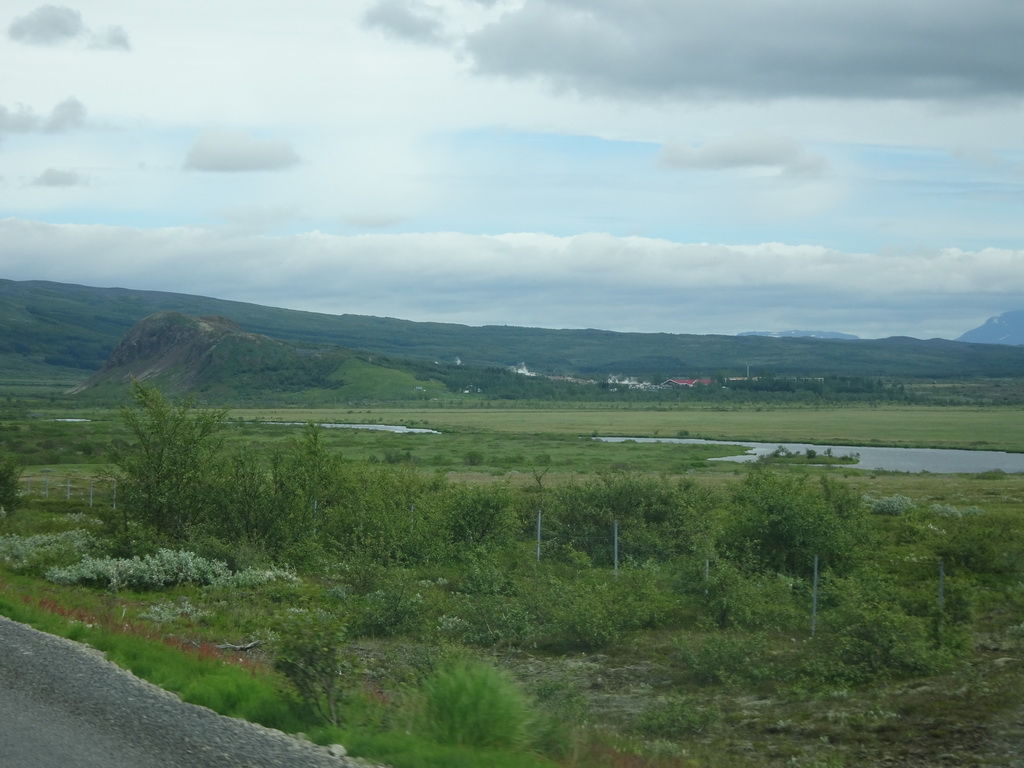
[[0, 615, 386, 768]]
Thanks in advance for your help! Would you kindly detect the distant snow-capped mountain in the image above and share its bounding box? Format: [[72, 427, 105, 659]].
[[957, 310, 1024, 346]]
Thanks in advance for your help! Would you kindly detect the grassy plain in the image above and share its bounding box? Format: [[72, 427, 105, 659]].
[[4, 394, 1024, 768], [233, 404, 1024, 452]]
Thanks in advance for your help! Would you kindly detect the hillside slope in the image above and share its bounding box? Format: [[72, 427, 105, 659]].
[[4, 279, 1024, 380], [70, 311, 448, 402]]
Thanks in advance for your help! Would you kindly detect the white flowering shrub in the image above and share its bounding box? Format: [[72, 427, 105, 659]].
[[218, 567, 300, 588], [45, 548, 299, 590], [140, 597, 208, 624], [865, 494, 916, 516], [928, 503, 984, 519], [0, 530, 97, 572]]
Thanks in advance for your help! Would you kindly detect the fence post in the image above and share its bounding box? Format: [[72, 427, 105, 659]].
[[614, 519, 619, 577], [938, 560, 945, 609], [811, 554, 819, 636], [536, 509, 542, 562], [66, 477, 71, 501], [89, 479, 94, 507], [44, 477, 49, 499]]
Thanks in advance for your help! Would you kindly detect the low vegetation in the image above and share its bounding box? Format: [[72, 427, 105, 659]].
[[2, 384, 1024, 767]]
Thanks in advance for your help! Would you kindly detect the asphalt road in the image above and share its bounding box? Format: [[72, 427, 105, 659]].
[[0, 615, 371, 768]]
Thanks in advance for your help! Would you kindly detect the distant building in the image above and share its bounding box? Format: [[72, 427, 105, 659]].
[[662, 378, 712, 387]]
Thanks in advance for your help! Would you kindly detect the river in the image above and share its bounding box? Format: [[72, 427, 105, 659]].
[[595, 437, 1024, 474]]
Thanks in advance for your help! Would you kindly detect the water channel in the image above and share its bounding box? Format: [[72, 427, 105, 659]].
[[596, 437, 1024, 474], [262, 422, 1023, 474], [264, 421, 440, 434]]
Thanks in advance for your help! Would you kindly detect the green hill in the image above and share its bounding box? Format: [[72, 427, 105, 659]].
[[3, 278, 1024, 386], [68, 311, 449, 403]]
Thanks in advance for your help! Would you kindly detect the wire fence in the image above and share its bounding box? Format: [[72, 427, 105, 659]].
[[15, 479, 955, 628], [20, 474, 117, 508]]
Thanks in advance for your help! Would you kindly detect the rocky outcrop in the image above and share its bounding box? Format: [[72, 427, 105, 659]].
[[68, 311, 270, 393]]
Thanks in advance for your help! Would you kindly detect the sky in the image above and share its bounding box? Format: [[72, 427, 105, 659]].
[[2, 0, 1023, 341]]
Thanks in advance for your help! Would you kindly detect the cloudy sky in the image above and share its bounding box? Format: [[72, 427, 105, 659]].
[[2, 1, 1023, 340]]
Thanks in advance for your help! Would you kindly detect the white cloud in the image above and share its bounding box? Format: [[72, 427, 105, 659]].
[[30, 167, 85, 186], [8, 5, 83, 45], [87, 24, 130, 51], [659, 134, 828, 179], [0, 97, 86, 137], [183, 130, 300, 172], [7, 4, 130, 50], [464, 0, 1024, 102], [363, 0, 449, 45], [1, 0, 1021, 345], [1, 219, 1020, 340]]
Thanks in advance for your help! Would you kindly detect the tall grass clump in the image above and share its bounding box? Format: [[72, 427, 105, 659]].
[[418, 661, 533, 750]]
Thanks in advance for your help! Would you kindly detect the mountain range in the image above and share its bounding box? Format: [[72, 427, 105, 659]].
[[956, 310, 1024, 346], [739, 330, 861, 340], [2, 279, 1023, 391]]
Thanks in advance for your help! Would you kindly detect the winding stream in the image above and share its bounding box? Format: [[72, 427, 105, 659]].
[[596, 437, 1024, 474]]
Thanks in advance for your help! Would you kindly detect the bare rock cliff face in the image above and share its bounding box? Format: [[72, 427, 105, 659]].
[[69, 311, 253, 393]]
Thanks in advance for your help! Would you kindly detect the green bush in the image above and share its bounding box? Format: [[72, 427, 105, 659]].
[[349, 569, 429, 638], [417, 661, 532, 750], [676, 631, 780, 687], [444, 593, 538, 648], [686, 557, 805, 631], [815, 576, 956, 684], [538, 575, 625, 651], [636, 695, 721, 737], [0, 455, 22, 513], [274, 608, 357, 727], [726, 472, 867, 578]]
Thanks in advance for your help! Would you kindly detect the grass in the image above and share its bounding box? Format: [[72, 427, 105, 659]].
[[0, 586, 562, 768], [4, 397, 1024, 768], [231, 404, 1024, 452]]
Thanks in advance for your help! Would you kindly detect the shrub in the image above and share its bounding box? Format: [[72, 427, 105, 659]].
[[0, 529, 97, 573], [815, 576, 956, 684], [273, 608, 356, 727], [867, 494, 916, 516], [349, 569, 428, 638], [417, 661, 532, 750], [140, 597, 208, 624], [636, 695, 721, 737], [44, 548, 298, 590], [687, 557, 804, 631], [445, 593, 538, 648], [726, 472, 867, 577], [676, 631, 780, 687], [928, 503, 984, 519], [0, 455, 22, 513], [538, 576, 625, 651]]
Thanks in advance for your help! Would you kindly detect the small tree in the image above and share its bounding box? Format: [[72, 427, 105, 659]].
[[0, 455, 22, 514], [725, 470, 866, 578], [112, 382, 227, 547], [274, 609, 355, 727]]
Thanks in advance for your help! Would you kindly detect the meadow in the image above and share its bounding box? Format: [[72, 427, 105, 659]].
[[3, 390, 1024, 768]]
